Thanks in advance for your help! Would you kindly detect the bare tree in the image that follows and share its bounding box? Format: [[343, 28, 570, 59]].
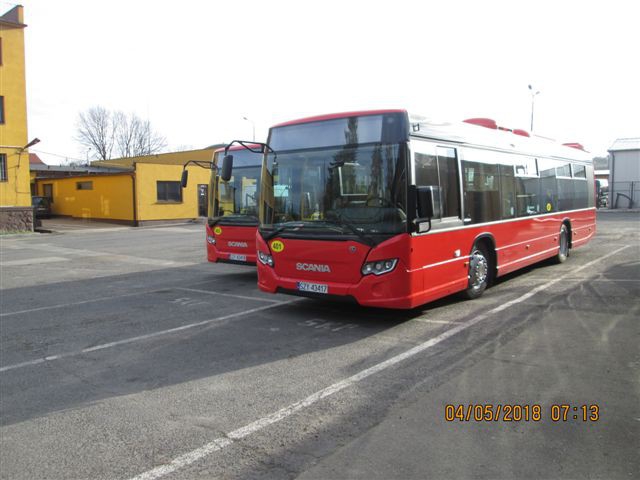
[[76, 106, 115, 161], [114, 112, 167, 158], [76, 107, 167, 160]]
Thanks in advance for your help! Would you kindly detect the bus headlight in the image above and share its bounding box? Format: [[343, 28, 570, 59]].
[[207, 235, 216, 245], [258, 251, 274, 267], [361, 258, 398, 276]]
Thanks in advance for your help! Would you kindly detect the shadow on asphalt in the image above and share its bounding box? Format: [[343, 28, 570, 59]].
[[3, 250, 634, 427]]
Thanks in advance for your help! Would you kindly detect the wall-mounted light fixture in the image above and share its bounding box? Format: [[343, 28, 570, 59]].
[[18, 137, 41, 153]]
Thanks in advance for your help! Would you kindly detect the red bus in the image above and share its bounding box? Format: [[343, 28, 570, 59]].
[[237, 110, 595, 309], [183, 143, 263, 265]]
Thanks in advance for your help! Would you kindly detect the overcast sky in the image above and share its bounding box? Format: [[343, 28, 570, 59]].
[[8, 0, 640, 164]]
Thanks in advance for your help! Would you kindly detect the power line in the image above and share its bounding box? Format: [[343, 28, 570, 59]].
[[30, 149, 88, 163]]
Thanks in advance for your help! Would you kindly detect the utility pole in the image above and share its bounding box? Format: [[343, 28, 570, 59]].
[[242, 116, 256, 141], [528, 84, 540, 132]]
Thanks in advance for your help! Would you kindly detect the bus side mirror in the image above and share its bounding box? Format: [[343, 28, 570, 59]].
[[180, 170, 189, 188], [220, 155, 233, 182]]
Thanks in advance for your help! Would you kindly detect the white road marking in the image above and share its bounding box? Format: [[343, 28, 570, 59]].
[[0, 289, 165, 317], [0, 299, 301, 373], [0, 285, 275, 318], [525, 277, 640, 283], [1, 243, 193, 267], [1, 256, 68, 266], [413, 318, 460, 325], [128, 245, 630, 480], [175, 287, 281, 303]]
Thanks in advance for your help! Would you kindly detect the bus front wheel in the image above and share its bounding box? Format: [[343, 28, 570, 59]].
[[461, 243, 491, 300]]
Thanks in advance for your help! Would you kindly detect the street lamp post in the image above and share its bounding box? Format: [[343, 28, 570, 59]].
[[528, 84, 540, 132], [242, 116, 256, 141]]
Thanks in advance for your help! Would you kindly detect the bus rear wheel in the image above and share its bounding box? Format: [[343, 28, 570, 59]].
[[461, 244, 491, 300], [554, 224, 570, 263]]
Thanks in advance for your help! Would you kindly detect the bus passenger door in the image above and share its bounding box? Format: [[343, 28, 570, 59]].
[[411, 141, 461, 223], [198, 184, 208, 217], [411, 140, 464, 294]]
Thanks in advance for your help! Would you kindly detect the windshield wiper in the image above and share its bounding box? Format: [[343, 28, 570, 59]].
[[320, 216, 375, 247], [262, 221, 346, 241], [262, 219, 375, 245], [211, 215, 259, 226], [262, 222, 306, 240]]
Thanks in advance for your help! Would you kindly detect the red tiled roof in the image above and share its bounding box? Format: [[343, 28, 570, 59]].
[[29, 153, 46, 165]]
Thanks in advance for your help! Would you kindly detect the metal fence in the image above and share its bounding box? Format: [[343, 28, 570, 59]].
[[609, 181, 638, 209]]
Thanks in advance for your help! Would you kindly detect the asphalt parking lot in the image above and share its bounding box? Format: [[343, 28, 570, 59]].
[[1, 212, 639, 479]]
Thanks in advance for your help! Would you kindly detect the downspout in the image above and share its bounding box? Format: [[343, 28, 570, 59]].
[[131, 166, 139, 227], [609, 151, 615, 209]]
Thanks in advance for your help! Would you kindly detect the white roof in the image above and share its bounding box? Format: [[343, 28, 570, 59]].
[[408, 114, 591, 163], [608, 138, 640, 151]]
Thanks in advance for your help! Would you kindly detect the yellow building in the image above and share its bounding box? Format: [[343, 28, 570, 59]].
[[0, 5, 33, 231], [35, 148, 219, 225]]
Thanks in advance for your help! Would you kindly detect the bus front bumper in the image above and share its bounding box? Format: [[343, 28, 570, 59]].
[[257, 261, 428, 309]]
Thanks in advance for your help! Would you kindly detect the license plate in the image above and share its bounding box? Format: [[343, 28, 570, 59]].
[[297, 282, 328, 294], [229, 254, 247, 262]]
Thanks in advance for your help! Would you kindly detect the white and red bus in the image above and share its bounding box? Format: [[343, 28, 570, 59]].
[[230, 110, 595, 308], [183, 142, 263, 265]]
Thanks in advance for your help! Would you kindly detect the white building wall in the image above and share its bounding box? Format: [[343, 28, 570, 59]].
[[609, 149, 640, 208]]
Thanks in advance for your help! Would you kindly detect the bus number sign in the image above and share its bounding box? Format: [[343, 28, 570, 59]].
[[271, 240, 285, 253]]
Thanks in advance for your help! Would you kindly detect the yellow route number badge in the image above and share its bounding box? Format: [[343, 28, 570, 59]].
[[271, 240, 285, 253], [214, 226, 222, 235]]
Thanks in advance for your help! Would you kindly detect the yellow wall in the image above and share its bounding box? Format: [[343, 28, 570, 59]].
[[135, 163, 211, 221], [0, 6, 30, 207], [33, 162, 213, 224], [36, 174, 134, 221]]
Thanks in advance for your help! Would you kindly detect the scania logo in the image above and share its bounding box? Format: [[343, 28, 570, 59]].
[[228, 241, 248, 248], [296, 262, 331, 273]]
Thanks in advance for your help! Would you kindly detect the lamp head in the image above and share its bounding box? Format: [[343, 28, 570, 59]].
[[23, 138, 41, 149]]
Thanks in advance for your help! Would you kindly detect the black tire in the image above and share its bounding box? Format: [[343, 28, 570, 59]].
[[461, 243, 491, 300], [554, 224, 570, 263]]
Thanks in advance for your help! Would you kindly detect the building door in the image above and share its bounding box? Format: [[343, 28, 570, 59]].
[[42, 184, 53, 202], [198, 184, 208, 217]]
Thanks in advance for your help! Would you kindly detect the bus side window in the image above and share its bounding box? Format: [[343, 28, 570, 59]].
[[514, 157, 540, 216], [499, 162, 516, 219], [414, 147, 460, 221], [462, 161, 500, 224], [436, 147, 460, 219], [538, 157, 558, 213], [414, 151, 441, 219]]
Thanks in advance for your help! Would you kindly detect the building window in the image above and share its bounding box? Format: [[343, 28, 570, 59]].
[[0, 154, 7, 181], [0, 96, 4, 124], [76, 181, 93, 190], [157, 181, 182, 202]]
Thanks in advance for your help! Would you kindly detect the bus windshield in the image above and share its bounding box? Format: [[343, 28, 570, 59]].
[[261, 140, 408, 240], [212, 148, 262, 225], [261, 113, 409, 241]]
